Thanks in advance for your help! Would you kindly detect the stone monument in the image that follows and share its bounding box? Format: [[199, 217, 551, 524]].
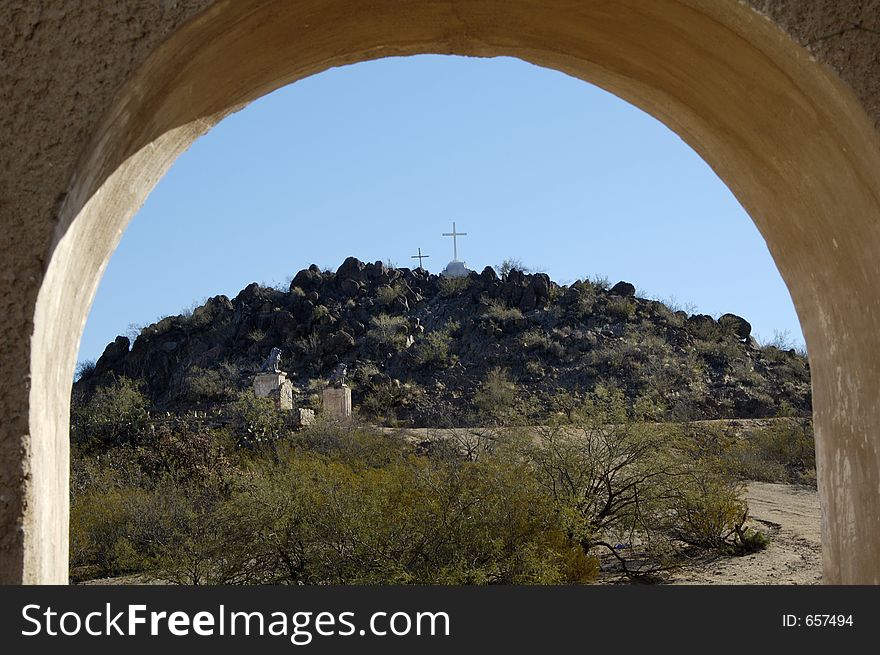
[[253, 347, 295, 410], [322, 363, 352, 419]]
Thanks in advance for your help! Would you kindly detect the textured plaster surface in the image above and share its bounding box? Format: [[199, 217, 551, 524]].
[[2, 0, 880, 583]]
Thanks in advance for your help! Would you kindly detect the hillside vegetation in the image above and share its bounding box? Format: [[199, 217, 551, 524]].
[[76, 257, 811, 426], [70, 258, 814, 584]]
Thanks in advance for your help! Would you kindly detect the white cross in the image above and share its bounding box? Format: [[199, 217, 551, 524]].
[[442, 222, 468, 262], [411, 247, 430, 269]]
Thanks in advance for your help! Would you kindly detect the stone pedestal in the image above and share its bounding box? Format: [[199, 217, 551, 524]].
[[293, 408, 316, 428], [323, 385, 352, 419], [254, 372, 294, 410]]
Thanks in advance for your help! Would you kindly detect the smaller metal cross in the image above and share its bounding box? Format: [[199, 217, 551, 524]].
[[411, 247, 430, 269]]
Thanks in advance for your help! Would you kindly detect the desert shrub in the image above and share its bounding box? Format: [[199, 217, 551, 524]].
[[228, 392, 286, 447], [572, 289, 596, 320], [291, 416, 413, 466], [74, 474, 243, 585], [297, 332, 323, 360], [367, 313, 409, 351], [483, 300, 523, 324], [525, 360, 545, 379], [438, 275, 471, 297], [225, 450, 597, 585], [764, 329, 799, 351], [411, 321, 459, 367], [135, 480, 246, 585], [71, 376, 149, 451], [496, 258, 532, 278], [133, 422, 237, 490], [184, 365, 237, 404], [686, 318, 725, 342], [520, 329, 564, 357], [665, 466, 749, 551], [590, 331, 706, 416], [520, 389, 760, 577], [358, 380, 424, 426], [312, 304, 330, 321], [70, 388, 773, 584], [376, 283, 404, 306], [70, 485, 156, 580], [247, 328, 267, 343], [695, 338, 744, 369], [72, 423, 600, 585], [605, 296, 636, 321], [588, 275, 611, 290], [474, 367, 519, 424], [74, 359, 96, 382], [70, 418, 248, 584], [732, 418, 816, 485], [651, 300, 686, 328]]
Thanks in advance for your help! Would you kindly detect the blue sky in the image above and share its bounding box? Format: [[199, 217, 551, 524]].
[[78, 55, 804, 363]]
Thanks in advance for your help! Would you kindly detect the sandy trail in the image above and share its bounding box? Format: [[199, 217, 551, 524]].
[[669, 482, 822, 585]]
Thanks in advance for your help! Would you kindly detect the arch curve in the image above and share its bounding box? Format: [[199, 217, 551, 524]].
[[17, 0, 880, 582]]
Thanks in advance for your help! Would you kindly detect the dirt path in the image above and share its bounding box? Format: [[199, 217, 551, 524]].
[[669, 482, 822, 585]]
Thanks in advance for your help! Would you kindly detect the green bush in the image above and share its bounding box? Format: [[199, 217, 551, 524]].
[[367, 313, 409, 351], [606, 296, 636, 321], [666, 468, 749, 551], [411, 321, 459, 367], [438, 275, 471, 297], [496, 258, 531, 278], [733, 419, 816, 485], [71, 420, 599, 585], [71, 376, 149, 451], [483, 300, 523, 324], [522, 389, 760, 576], [376, 283, 404, 306], [229, 392, 286, 448], [70, 387, 778, 584], [184, 365, 238, 404], [474, 367, 519, 424]]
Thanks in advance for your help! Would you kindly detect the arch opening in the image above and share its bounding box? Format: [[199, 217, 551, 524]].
[[20, 0, 880, 583]]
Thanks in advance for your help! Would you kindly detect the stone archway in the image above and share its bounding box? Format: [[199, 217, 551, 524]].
[[3, 0, 880, 584]]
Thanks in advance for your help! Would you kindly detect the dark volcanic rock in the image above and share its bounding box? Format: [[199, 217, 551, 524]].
[[326, 330, 356, 356], [336, 256, 365, 282], [76, 258, 812, 426], [94, 336, 130, 375], [719, 313, 752, 339], [611, 281, 636, 297]]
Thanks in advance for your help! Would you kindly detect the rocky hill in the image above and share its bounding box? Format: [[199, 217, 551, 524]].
[[76, 257, 811, 426]]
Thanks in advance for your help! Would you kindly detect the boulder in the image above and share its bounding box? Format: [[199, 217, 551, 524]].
[[291, 268, 322, 292], [530, 273, 551, 306], [96, 336, 130, 370], [519, 285, 537, 312], [611, 281, 636, 297], [293, 299, 315, 324], [326, 330, 356, 355], [336, 256, 365, 282], [687, 314, 716, 330], [718, 313, 752, 339], [274, 310, 298, 334], [392, 296, 410, 313], [339, 277, 361, 298]]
